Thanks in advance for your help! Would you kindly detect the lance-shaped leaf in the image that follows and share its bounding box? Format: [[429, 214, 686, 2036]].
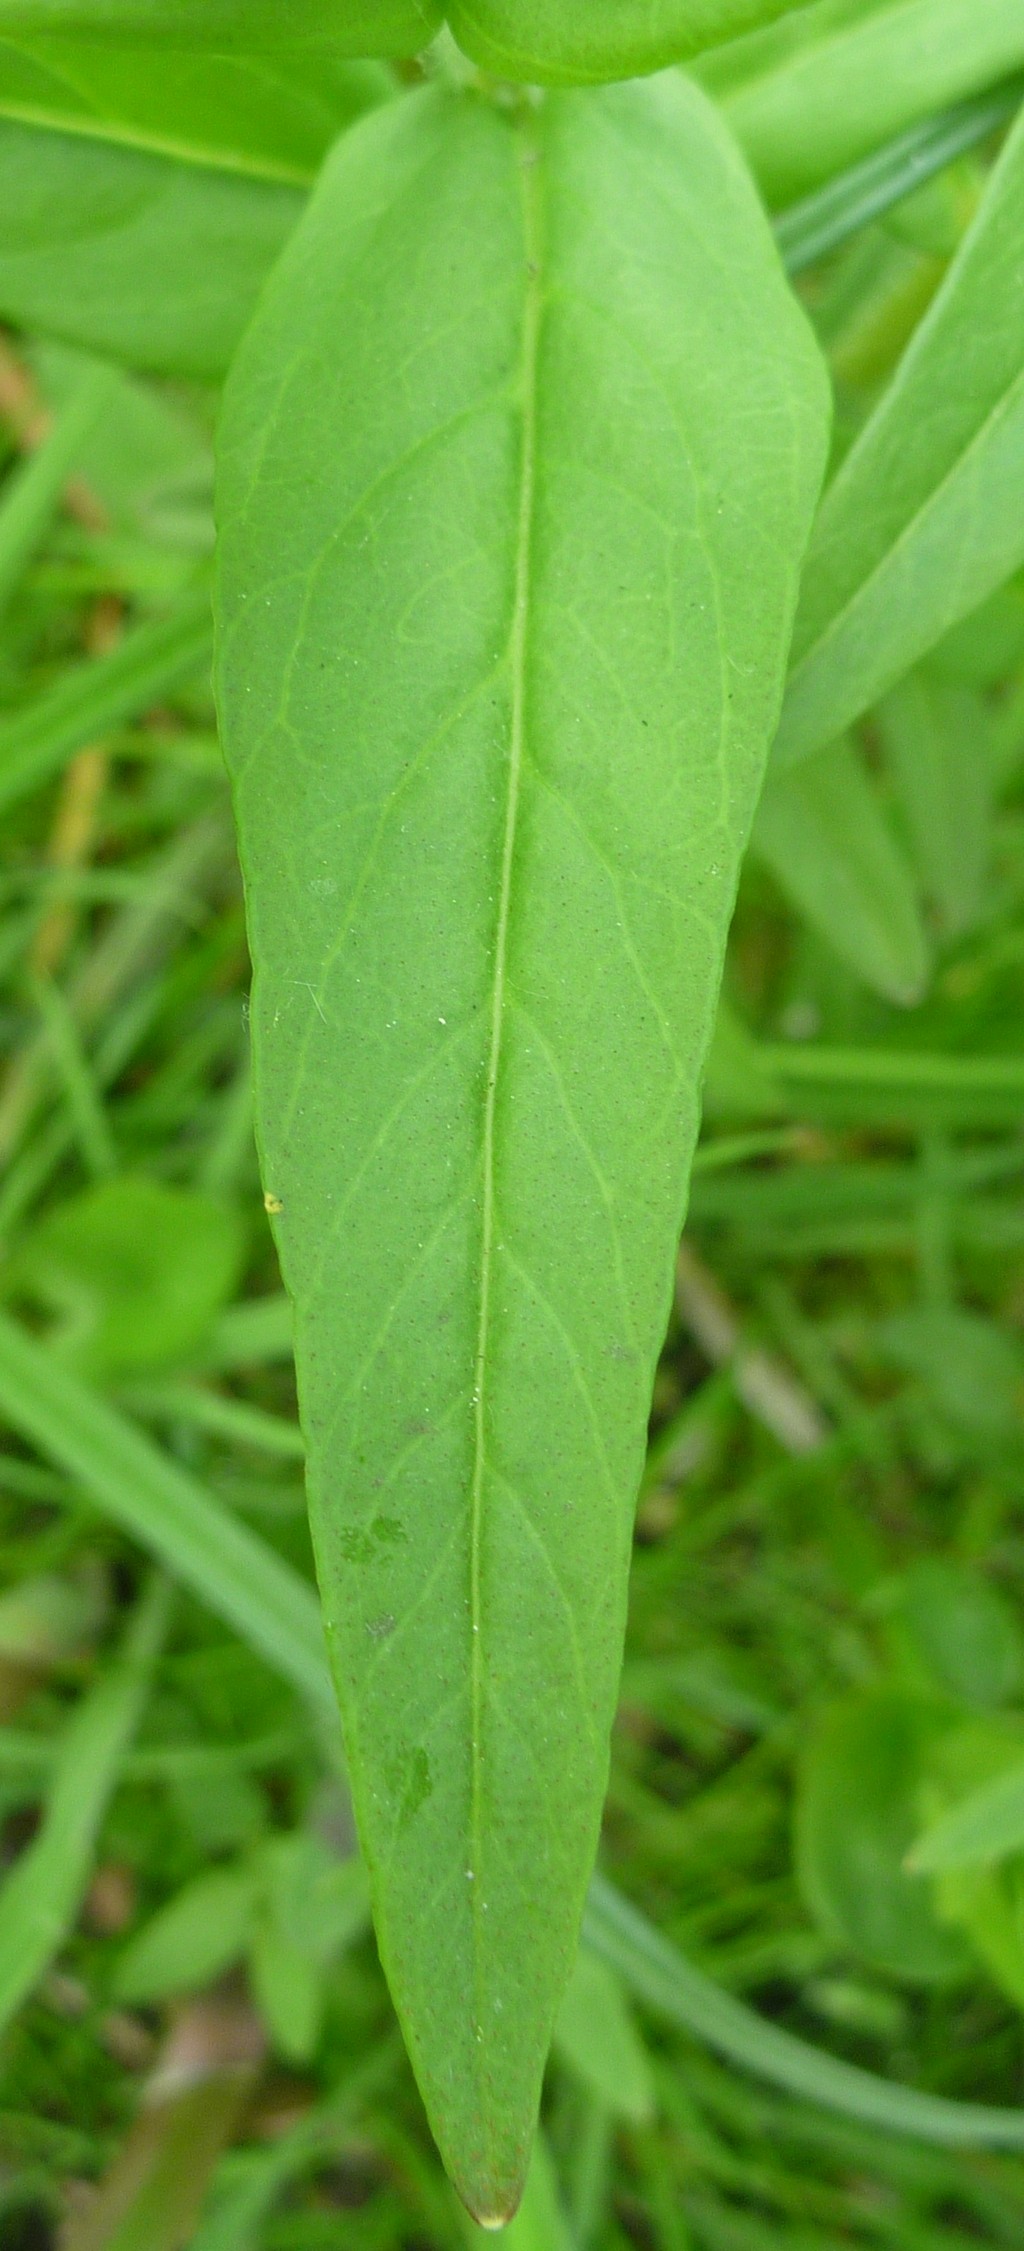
[[0, 119, 303, 376], [775, 104, 1024, 769], [447, 0, 809, 82], [0, 0, 440, 51], [751, 736, 929, 1004], [0, 40, 393, 375], [216, 76, 827, 2221]]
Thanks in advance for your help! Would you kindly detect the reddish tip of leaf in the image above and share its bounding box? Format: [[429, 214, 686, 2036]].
[[453, 2148, 527, 2233]]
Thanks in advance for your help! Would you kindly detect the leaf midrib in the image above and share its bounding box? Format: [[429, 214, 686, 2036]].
[[466, 111, 543, 2171], [0, 80, 316, 185]]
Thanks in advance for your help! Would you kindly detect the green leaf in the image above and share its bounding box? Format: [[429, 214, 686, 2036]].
[[794, 1688, 968, 1984], [0, 582, 211, 816], [877, 673, 994, 937], [255, 1831, 371, 1966], [775, 80, 1024, 275], [446, 0, 809, 83], [215, 77, 827, 2221], [748, 1039, 1024, 1131], [0, 357, 116, 621], [886, 1559, 1024, 1710], [927, 575, 1024, 686], [775, 106, 1024, 768], [751, 736, 929, 1004], [188, 2043, 403, 2251], [5, 1307, 1023, 2163], [249, 1913, 322, 2063], [583, 1868, 1024, 2150], [936, 1859, 1024, 2009], [0, 1574, 166, 2033], [0, 36, 392, 183], [720, 0, 1024, 207], [0, 1, 440, 52], [912, 1754, 1024, 1875], [917, 1722, 1024, 2005], [114, 1863, 258, 2003], [552, 1949, 655, 2124], [14, 1176, 246, 1376], [0, 119, 303, 377], [876, 1306, 1024, 1437], [477, 2133, 572, 2251]]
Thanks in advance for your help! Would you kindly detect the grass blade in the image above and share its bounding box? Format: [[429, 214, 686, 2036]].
[[0, 359, 117, 620], [910, 1759, 1024, 1874], [582, 1871, 1024, 2152], [722, 0, 1024, 206], [189, 2037, 402, 2251], [759, 1042, 1024, 1133], [777, 78, 1024, 275], [0, 581, 212, 818], [0, 1571, 167, 2033], [2, 1317, 1021, 2156], [776, 105, 1024, 766], [118, 1380, 305, 1459], [751, 737, 929, 1004], [0, 1310, 333, 1719]]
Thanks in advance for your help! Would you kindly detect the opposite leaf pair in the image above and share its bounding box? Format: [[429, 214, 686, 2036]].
[[0, 1, 813, 75]]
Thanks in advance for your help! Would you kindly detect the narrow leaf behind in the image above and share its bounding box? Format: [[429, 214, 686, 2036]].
[[0, 37, 392, 182], [216, 77, 827, 2220], [0, 1573, 166, 2033], [0, 1, 440, 51], [775, 104, 1024, 768], [751, 736, 929, 1003], [0, 118, 302, 376], [719, 0, 1024, 206]]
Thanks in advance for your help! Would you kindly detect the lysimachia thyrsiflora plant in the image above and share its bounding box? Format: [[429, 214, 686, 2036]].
[[9, 0, 1024, 2224]]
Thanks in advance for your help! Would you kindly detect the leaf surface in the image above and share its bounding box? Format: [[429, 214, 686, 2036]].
[[877, 673, 994, 937], [0, 0, 439, 51], [0, 118, 302, 376], [0, 35, 391, 181], [553, 1949, 654, 2123], [446, 0, 809, 82], [913, 1754, 1024, 1875], [795, 1689, 968, 1984], [114, 1864, 258, 2003], [718, 0, 1024, 206], [751, 736, 929, 1003], [216, 76, 827, 2220], [775, 106, 1024, 768]]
